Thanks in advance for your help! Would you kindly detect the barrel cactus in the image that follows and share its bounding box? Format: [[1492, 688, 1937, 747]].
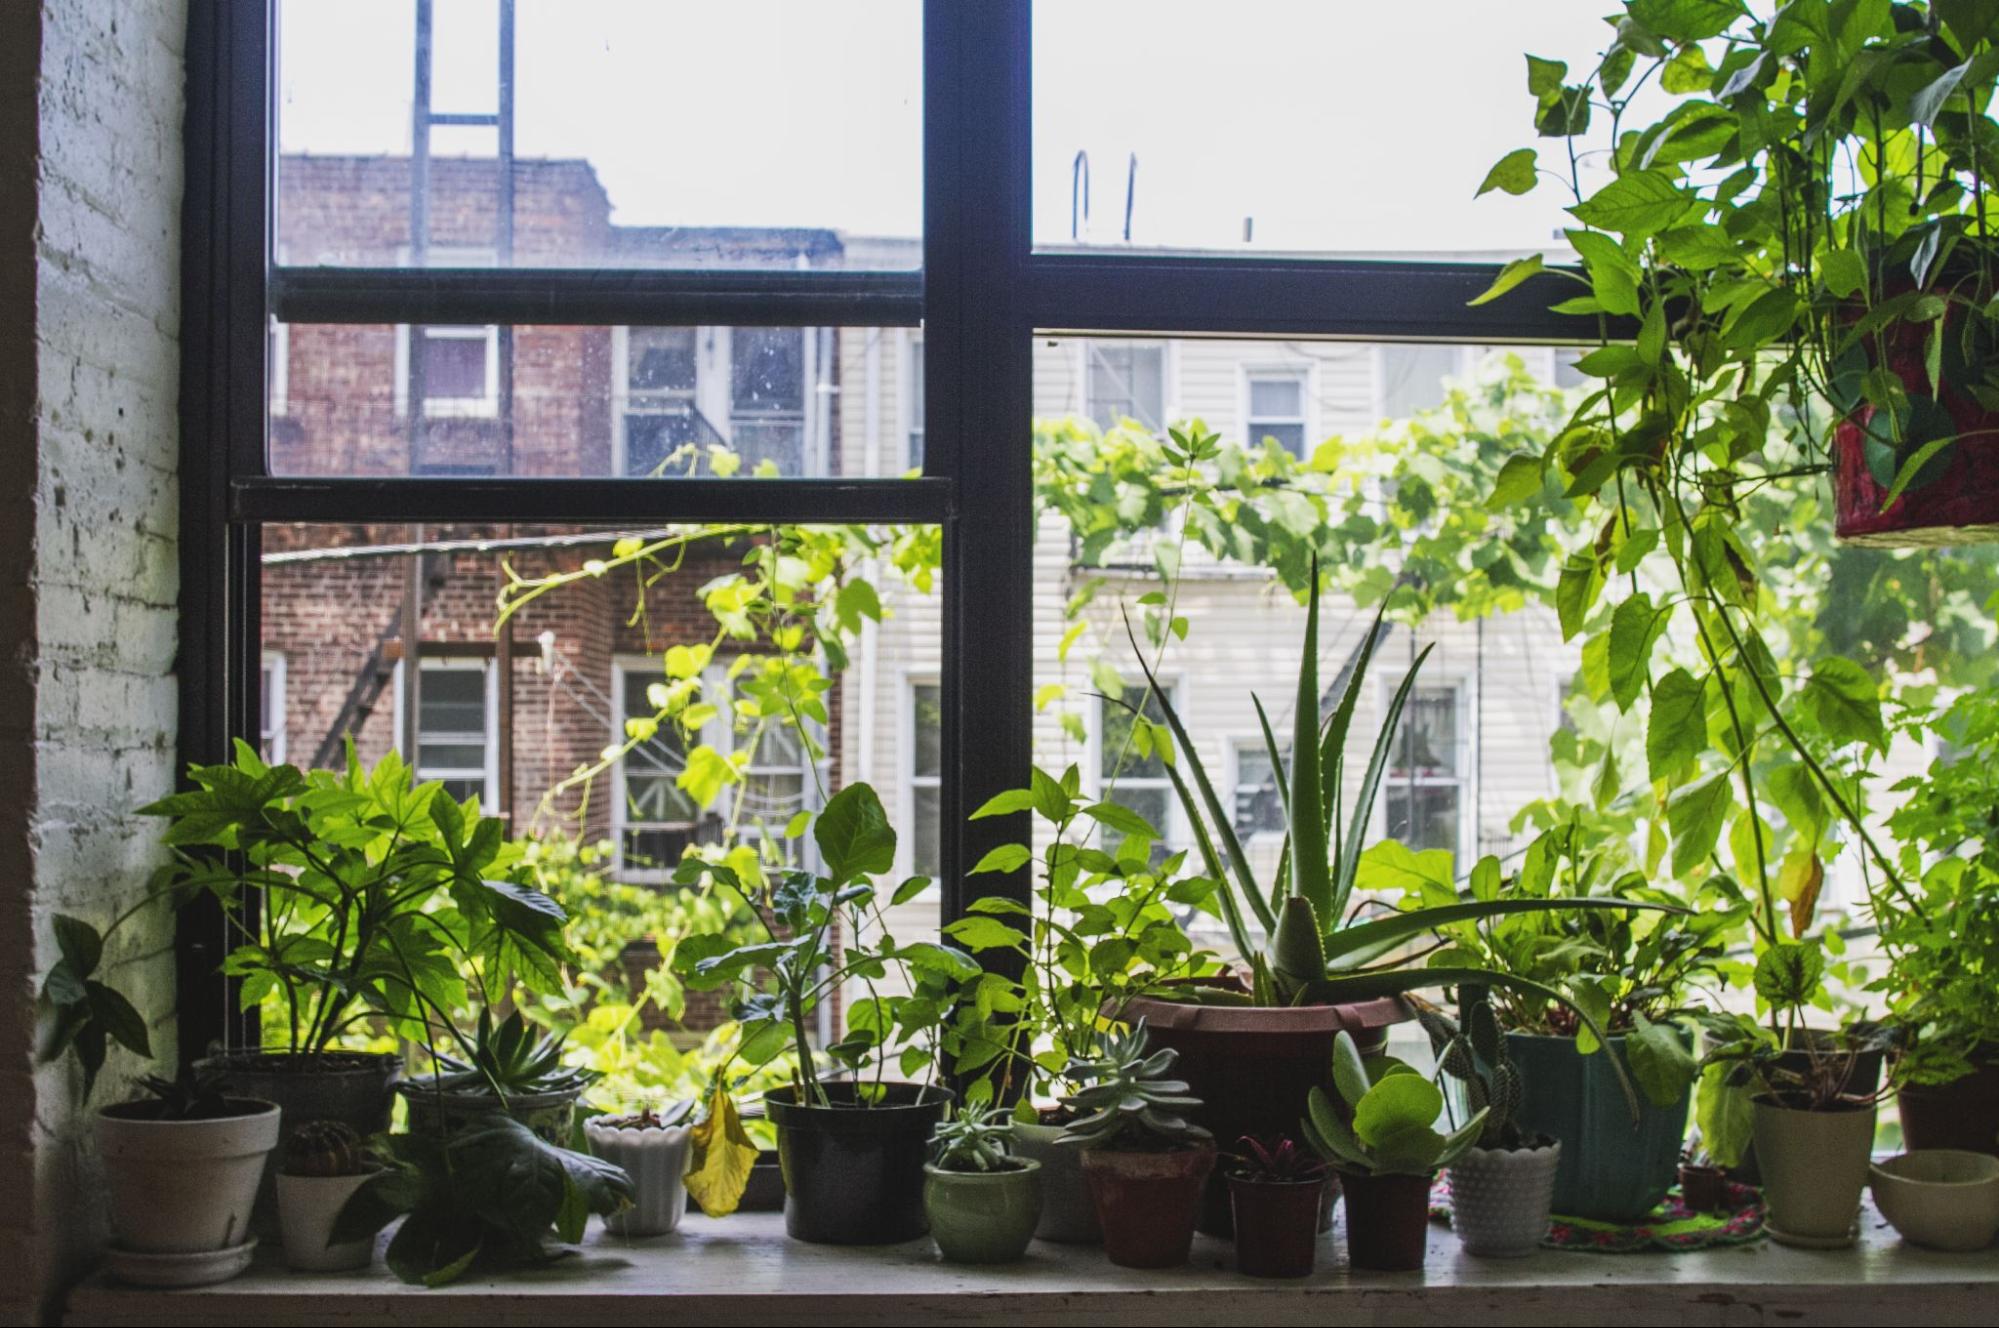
[[283, 1119, 371, 1177]]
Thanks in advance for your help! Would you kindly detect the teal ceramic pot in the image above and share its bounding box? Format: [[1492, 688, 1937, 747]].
[[1506, 1032, 1690, 1222], [923, 1161, 1042, 1263]]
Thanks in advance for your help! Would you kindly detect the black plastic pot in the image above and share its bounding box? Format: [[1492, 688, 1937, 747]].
[[691, 1148, 787, 1214], [1339, 1169, 1433, 1272], [764, 1082, 950, 1244], [1898, 1048, 1999, 1157], [1228, 1173, 1325, 1278]]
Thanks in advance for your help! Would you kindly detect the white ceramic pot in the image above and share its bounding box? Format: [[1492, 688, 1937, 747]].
[[96, 1098, 281, 1255], [1447, 1140, 1561, 1258], [276, 1171, 376, 1271], [1869, 1149, 1999, 1252], [584, 1118, 691, 1237], [1752, 1097, 1876, 1248]]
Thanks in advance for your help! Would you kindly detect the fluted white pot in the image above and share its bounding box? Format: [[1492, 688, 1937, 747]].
[[585, 1118, 691, 1237], [96, 1098, 281, 1256], [276, 1172, 376, 1271], [1448, 1140, 1561, 1258]]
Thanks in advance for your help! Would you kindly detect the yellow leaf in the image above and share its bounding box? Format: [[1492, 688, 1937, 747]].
[[684, 1084, 759, 1218], [1778, 850, 1824, 940]]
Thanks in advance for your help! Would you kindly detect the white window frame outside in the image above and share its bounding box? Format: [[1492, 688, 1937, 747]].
[[1377, 678, 1474, 865], [1090, 677, 1186, 850], [1078, 337, 1173, 435], [611, 654, 718, 881], [392, 656, 499, 806], [1240, 362, 1315, 457], [901, 674, 942, 884], [393, 245, 500, 420], [259, 650, 287, 766], [901, 331, 925, 473], [728, 326, 818, 476]]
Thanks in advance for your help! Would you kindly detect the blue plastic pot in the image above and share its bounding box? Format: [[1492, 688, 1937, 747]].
[[1506, 1032, 1690, 1222]]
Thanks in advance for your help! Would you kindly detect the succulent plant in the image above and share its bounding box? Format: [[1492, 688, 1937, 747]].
[[1303, 1030, 1487, 1177], [595, 1100, 695, 1131], [426, 1008, 596, 1099], [135, 1063, 238, 1122], [928, 1104, 1021, 1173], [1420, 988, 1528, 1151], [1229, 1134, 1327, 1183], [1056, 1022, 1212, 1152], [283, 1119, 372, 1177]]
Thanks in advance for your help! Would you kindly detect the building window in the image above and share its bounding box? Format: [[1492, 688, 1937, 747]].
[[1377, 343, 1468, 421], [730, 327, 807, 473], [1231, 740, 1286, 838], [395, 323, 501, 419], [906, 336, 925, 471], [259, 652, 287, 765], [909, 681, 942, 877], [411, 659, 496, 805], [620, 326, 706, 476], [1245, 369, 1309, 456], [738, 717, 812, 838], [1098, 682, 1179, 849], [1086, 341, 1165, 432], [614, 662, 703, 875], [268, 318, 289, 418], [1385, 685, 1466, 861]]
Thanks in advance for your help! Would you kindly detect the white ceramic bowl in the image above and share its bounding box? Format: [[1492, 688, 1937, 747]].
[[1869, 1150, 1999, 1252]]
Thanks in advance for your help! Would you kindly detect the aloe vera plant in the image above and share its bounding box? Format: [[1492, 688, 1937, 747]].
[[1132, 557, 1677, 1035]]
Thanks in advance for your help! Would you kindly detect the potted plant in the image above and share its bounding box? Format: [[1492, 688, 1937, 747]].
[[276, 1121, 379, 1272], [922, 1105, 1043, 1264], [1701, 942, 1885, 1248], [1677, 1135, 1729, 1214], [400, 1009, 597, 1142], [94, 1065, 281, 1287], [333, 1114, 633, 1286], [673, 782, 974, 1244], [40, 743, 573, 1230], [947, 764, 1216, 1244], [1125, 561, 1669, 1232], [1419, 818, 1719, 1221], [1056, 1023, 1215, 1269], [1225, 1135, 1328, 1279], [1878, 690, 1999, 1156], [1304, 1030, 1486, 1272], [584, 1100, 696, 1237], [1423, 989, 1560, 1258]]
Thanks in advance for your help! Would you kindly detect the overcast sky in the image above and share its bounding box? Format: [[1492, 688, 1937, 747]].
[[279, 0, 1643, 257]]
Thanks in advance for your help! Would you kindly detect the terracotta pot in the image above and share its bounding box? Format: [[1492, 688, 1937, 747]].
[[1752, 1096, 1877, 1248], [1081, 1145, 1216, 1269], [1448, 1141, 1560, 1258], [1119, 984, 1406, 1234], [1678, 1163, 1728, 1212], [96, 1098, 282, 1268], [765, 1082, 950, 1244], [1338, 1169, 1433, 1272], [1869, 1150, 1999, 1252], [1899, 1056, 1999, 1157], [1227, 1173, 1324, 1278], [1011, 1117, 1101, 1243], [924, 1161, 1042, 1264], [1831, 294, 1999, 546]]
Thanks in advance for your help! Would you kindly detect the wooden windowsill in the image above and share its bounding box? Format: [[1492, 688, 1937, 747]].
[[65, 1200, 1999, 1327]]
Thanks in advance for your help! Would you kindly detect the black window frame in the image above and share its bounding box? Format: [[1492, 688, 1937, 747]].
[[176, 0, 1599, 1052]]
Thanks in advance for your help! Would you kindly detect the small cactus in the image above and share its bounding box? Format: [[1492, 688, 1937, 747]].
[[1420, 987, 1531, 1152], [283, 1119, 371, 1177]]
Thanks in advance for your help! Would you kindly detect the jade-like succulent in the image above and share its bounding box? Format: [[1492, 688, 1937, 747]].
[[1303, 1030, 1487, 1177]]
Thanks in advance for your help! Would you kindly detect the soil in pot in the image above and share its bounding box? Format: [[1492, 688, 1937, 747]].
[[1012, 1113, 1101, 1243], [765, 1082, 950, 1244], [1338, 1169, 1433, 1272], [1752, 1095, 1877, 1249], [1119, 985, 1405, 1235], [1448, 1141, 1560, 1259], [1227, 1173, 1324, 1278], [198, 1050, 401, 1238], [96, 1097, 282, 1261], [1507, 1032, 1690, 1222], [924, 1161, 1042, 1264], [1081, 1144, 1217, 1269], [1899, 1055, 1999, 1157]]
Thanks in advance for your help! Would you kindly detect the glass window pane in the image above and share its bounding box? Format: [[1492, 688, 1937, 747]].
[[911, 783, 940, 879], [1386, 785, 1460, 860], [277, 0, 921, 270], [1086, 342, 1164, 432], [1379, 345, 1466, 422], [1393, 689, 1459, 778], [1249, 378, 1301, 418], [273, 322, 911, 478], [1035, 0, 1635, 256], [912, 683, 941, 778]]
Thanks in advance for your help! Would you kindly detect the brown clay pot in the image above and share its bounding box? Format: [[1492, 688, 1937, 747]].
[[1080, 1145, 1217, 1269], [1120, 983, 1407, 1234], [1900, 1056, 1999, 1158], [1338, 1169, 1433, 1272], [1227, 1173, 1325, 1278], [1679, 1163, 1728, 1212]]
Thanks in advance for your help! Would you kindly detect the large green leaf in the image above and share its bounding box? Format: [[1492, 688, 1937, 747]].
[[1289, 572, 1333, 924], [1667, 774, 1733, 878], [1330, 643, 1434, 921], [1646, 668, 1708, 782], [815, 782, 897, 883], [1569, 171, 1692, 239], [1608, 593, 1672, 711], [1322, 896, 1684, 972], [1797, 656, 1887, 753], [1626, 1012, 1698, 1108]]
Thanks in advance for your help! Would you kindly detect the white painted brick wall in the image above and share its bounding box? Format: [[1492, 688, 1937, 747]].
[[0, 2, 186, 1321]]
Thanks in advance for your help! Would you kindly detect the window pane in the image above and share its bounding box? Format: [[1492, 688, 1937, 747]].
[[273, 322, 912, 478], [1100, 688, 1167, 782], [1249, 378, 1301, 418], [1035, 0, 1633, 256], [277, 0, 921, 269], [1379, 344, 1465, 422], [912, 683, 941, 778], [1386, 785, 1460, 860], [1086, 343, 1164, 432], [1250, 421, 1305, 455], [911, 783, 940, 879], [418, 666, 485, 733], [1393, 689, 1459, 778]]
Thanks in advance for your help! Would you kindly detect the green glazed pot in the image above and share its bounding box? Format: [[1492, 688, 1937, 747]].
[[923, 1160, 1042, 1264], [1506, 1032, 1691, 1222]]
